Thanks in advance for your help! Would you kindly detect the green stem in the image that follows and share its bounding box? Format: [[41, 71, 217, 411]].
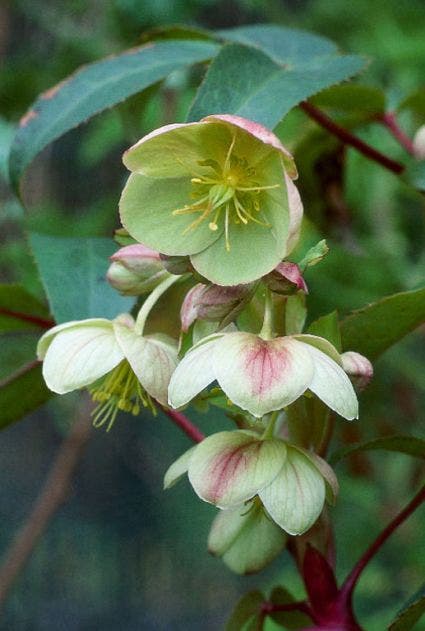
[[259, 287, 274, 340], [135, 274, 181, 334], [261, 410, 279, 439]]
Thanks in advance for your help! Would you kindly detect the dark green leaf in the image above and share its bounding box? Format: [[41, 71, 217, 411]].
[[311, 84, 386, 118], [0, 284, 52, 333], [226, 590, 264, 631], [307, 311, 341, 351], [188, 42, 365, 127], [398, 88, 425, 118], [403, 160, 425, 192], [269, 586, 311, 629], [340, 286, 425, 359], [0, 360, 53, 429], [9, 40, 219, 191], [330, 435, 425, 466], [389, 583, 425, 631], [29, 233, 134, 323]]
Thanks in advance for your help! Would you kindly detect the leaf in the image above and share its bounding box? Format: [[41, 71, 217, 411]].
[[307, 311, 341, 351], [0, 360, 53, 429], [330, 435, 425, 467], [188, 41, 366, 128], [398, 88, 425, 118], [0, 284, 52, 333], [268, 586, 311, 629], [9, 39, 219, 191], [340, 287, 425, 359], [311, 84, 386, 119], [226, 590, 264, 631], [29, 233, 134, 323], [388, 583, 425, 631], [403, 160, 425, 192]]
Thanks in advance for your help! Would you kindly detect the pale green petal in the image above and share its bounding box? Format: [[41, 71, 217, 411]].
[[168, 333, 223, 408], [259, 445, 326, 535], [123, 121, 230, 178], [120, 173, 221, 256], [208, 502, 287, 574], [298, 448, 339, 505], [37, 318, 113, 359], [303, 344, 359, 420], [42, 322, 123, 394], [212, 332, 314, 418], [294, 334, 342, 365], [163, 446, 196, 490], [284, 173, 303, 255], [114, 323, 178, 405], [188, 431, 287, 508]]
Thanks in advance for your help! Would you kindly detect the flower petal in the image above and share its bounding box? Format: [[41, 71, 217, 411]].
[[188, 431, 287, 508], [259, 445, 326, 535], [212, 332, 313, 418], [41, 321, 123, 394], [285, 173, 303, 255], [303, 344, 359, 420], [168, 333, 223, 408], [294, 334, 342, 365], [37, 318, 113, 359], [208, 501, 287, 574], [120, 173, 221, 256], [114, 323, 178, 405], [163, 446, 196, 490]]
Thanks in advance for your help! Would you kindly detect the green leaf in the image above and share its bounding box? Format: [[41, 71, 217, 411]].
[[188, 42, 366, 128], [330, 435, 425, 466], [307, 311, 341, 351], [388, 583, 425, 631], [269, 586, 311, 629], [9, 39, 219, 192], [403, 160, 425, 192], [311, 84, 386, 119], [340, 287, 425, 359], [29, 233, 134, 323], [0, 284, 52, 333], [398, 88, 425, 118], [226, 590, 264, 631]]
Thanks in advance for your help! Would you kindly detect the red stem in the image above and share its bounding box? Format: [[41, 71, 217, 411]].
[[299, 101, 405, 175], [341, 484, 425, 598], [0, 359, 41, 388], [160, 407, 204, 443], [0, 307, 54, 329], [379, 112, 416, 155]]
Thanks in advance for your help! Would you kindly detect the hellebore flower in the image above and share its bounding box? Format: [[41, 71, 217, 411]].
[[164, 430, 338, 535], [180, 281, 253, 331], [168, 331, 358, 419], [37, 312, 178, 430], [107, 244, 170, 296], [119, 115, 303, 285]]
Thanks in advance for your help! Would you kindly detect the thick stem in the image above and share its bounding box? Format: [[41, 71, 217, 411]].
[[299, 102, 405, 175], [160, 406, 204, 443], [379, 112, 416, 155], [135, 274, 181, 334], [341, 484, 425, 598]]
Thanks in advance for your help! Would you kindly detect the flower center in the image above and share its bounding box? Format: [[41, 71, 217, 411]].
[[88, 360, 155, 431], [172, 135, 280, 251]]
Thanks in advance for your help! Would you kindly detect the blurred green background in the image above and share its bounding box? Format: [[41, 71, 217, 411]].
[[0, 1, 424, 629]]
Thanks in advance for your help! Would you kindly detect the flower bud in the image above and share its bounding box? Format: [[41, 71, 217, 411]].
[[107, 244, 169, 295], [263, 262, 308, 295], [341, 351, 373, 390], [180, 282, 253, 331], [159, 254, 194, 275], [413, 124, 425, 159]]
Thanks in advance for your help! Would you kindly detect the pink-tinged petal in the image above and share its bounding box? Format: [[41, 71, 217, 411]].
[[341, 351, 373, 390], [168, 333, 224, 408], [110, 243, 162, 263], [203, 114, 297, 178], [37, 318, 113, 359], [114, 323, 178, 405], [212, 332, 313, 418], [265, 261, 308, 294], [180, 283, 206, 332], [284, 173, 303, 255], [163, 446, 196, 490], [41, 322, 123, 394], [302, 344, 359, 420], [259, 445, 326, 535], [188, 431, 287, 508]]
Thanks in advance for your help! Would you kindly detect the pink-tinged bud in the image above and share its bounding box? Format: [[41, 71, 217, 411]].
[[107, 244, 169, 295], [413, 125, 425, 159], [180, 283, 253, 331], [341, 351, 373, 390], [264, 262, 308, 295]]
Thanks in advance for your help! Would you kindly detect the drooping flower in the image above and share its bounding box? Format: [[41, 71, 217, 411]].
[[37, 313, 178, 430], [107, 244, 170, 295], [119, 115, 303, 285], [168, 331, 358, 419], [164, 430, 338, 535]]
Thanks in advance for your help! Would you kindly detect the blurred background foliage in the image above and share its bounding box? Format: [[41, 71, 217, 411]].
[[0, 0, 424, 629]]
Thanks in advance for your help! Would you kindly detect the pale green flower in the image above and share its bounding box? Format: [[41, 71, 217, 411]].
[[119, 115, 302, 285]]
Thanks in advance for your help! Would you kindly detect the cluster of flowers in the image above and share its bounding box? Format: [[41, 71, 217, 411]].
[[38, 116, 372, 573]]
